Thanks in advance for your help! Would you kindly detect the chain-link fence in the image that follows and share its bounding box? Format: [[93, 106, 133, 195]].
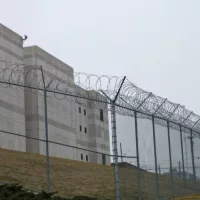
[[116, 114, 200, 200], [0, 59, 199, 200]]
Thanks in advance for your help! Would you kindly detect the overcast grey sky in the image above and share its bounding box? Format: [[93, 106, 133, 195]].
[[0, 0, 200, 114]]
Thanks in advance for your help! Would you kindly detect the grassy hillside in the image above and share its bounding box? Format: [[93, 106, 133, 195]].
[[0, 148, 198, 200], [170, 194, 200, 200]]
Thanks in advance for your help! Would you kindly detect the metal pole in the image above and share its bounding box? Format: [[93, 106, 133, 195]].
[[120, 142, 123, 163], [167, 121, 174, 195], [41, 67, 51, 193], [134, 111, 141, 200], [111, 103, 120, 200], [184, 135, 189, 179], [178, 161, 181, 178], [44, 89, 50, 193], [159, 164, 161, 174], [152, 116, 160, 199], [180, 126, 186, 191], [190, 129, 196, 186]]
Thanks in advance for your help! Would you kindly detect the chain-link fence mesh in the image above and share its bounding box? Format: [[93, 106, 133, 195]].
[[194, 136, 200, 181], [1, 82, 200, 200], [115, 114, 200, 200], [116, 115, 138, 200], [45, 92, 114, 198], [0, 65, 200, 200]]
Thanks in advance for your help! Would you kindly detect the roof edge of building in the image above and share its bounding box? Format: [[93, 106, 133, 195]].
[[0, 23, 22, 40], [24, 45, 74, 73]]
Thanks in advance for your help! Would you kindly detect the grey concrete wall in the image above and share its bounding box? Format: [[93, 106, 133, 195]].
[[24, 64, 40, 153], [87, 90, 110, 165], [23, 46, 110, 164], [0, 24, 110, 165], [0, 24, 25, 152], [23, 46, 78, 159]]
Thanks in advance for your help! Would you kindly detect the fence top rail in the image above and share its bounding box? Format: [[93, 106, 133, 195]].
[[0, 60, 200, 137]]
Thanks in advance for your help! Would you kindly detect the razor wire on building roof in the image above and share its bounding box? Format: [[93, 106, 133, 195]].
[[0, 60, 200, 136]]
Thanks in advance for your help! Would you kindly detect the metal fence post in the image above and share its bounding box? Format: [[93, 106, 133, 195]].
[[111, 103, 120, 200], [134, 111, 141, 200], [44, 89, 50, 193], [180, 126, 186, 191], [41, 67, 50, 193], [120, 142, 123, 163], [101, 77, 126, 200], [167, 121, 174, 195], [152, 116, 160, 199], [190, 129, 196, 187]]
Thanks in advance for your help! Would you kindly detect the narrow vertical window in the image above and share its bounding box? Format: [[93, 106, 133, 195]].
[[100, 109, 104, 121], [102, 154, 106, 165]]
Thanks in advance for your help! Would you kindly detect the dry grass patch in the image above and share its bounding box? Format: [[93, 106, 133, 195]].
[[0, 148, 199, 200]]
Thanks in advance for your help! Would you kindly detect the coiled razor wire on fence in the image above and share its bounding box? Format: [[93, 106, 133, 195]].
[[0, 60, 200, 137]]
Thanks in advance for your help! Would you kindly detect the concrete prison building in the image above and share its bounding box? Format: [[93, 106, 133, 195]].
[[0, 23, 110, 165], [0, 24, 25, 152]]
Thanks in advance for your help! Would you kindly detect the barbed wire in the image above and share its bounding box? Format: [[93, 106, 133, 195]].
[[0, 60, 200, 137]]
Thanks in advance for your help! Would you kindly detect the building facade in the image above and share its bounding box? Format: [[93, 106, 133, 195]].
[[0, 23, 110, 165], [0, 23, 25, 152]]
